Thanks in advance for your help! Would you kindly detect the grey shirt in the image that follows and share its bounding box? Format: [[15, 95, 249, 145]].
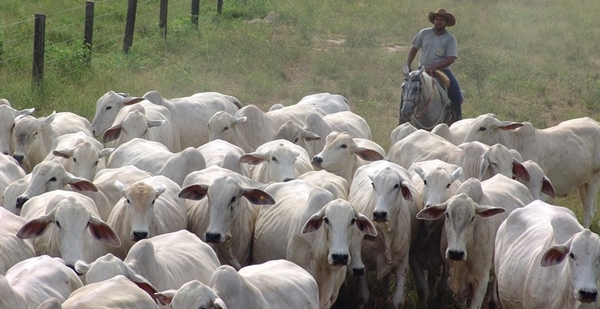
[[411, 28, 458, 68]]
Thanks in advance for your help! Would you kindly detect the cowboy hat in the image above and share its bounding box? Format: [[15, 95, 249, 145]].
[[428, 8, 456, 26]]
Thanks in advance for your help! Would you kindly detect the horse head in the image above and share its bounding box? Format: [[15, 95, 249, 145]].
[[400, 66, 425, 120]]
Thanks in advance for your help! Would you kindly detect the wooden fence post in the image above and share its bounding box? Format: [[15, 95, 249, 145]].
[[191, 0, 199, 27], [217, 0, 223, 14], [159, 0, 168, 38], [32, 13, 46, 86], [84, 1, 95, 64], [123, 0, 138, 54]]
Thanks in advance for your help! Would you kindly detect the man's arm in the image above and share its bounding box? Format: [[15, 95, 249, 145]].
[[406, 46, 419, 71]]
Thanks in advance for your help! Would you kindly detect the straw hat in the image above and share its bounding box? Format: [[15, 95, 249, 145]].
[[428, 8, 456, 27]]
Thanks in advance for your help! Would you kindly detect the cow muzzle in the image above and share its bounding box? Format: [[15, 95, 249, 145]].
[[578, 289, 598, 303], [446, 249, 466, 261], [331, 253, 349, 266]]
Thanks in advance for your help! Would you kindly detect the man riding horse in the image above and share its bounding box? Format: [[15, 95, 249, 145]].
[[404, 8, 463, 125]]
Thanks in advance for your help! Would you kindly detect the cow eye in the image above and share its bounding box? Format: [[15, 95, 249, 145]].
[[446, 183, 451, 188], [478, 127, 486, 132], [323, 217, 329, 224], [94, 160, 99, 166], [230, 197, 236, 204], [293, 138, 299, 143], [371, 182, 374, 188], [569, 252, 576, 260], [55, 221, 61, 229], [351, 218, 356, 225], [126, 199, 130, 203], [151, 199, 155, 205], [445, 212, 449, 219], [49, 177, 57, 182], [106, 106, 112, 110], [271, 156, 277, 162], [73, 158, 77, 163], [222, 127, 228, 132], [394, 183, 399, 189], [423, 180, 427, 186], [340, 144, 347, 149]]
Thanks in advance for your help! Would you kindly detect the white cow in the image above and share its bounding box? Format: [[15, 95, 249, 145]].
[[519, 159, 556, 201], [179, 166, 275, 269], [296, 92, 351, 114], [75, 230, 220, 293], [91, 91, 145, 137], [463, 114, 600, 227], [207, 104, 325, 152], [417, 174, 532, 309], [61, 275, 159, 309], [144, 90, 242, 148], [239, 139, 314, 183], [389, 122, 418, 146], [107, 138, 206, 186], [0, 153, 26, 207], [12, 111, 93, 173], [277, 111, 372, 158], [45, 132, 113, 180], [92, 165, 154, 208], [388, 130, 530, 182], [253, 180, 377, 309], [495, 200, 600, 309], [0, 256, 82, 309], [311, 131, 385, 186], [348, 160, 419, 309], [155, 260, 319, 309], [0, 99, 34, 155], [0, 207, 35, 274], [431, 118, 476, 145], [108, 175, 187, 258], [13, 160, 112, 220], [102, 103, 181, 151], [17, 190, 121, 267], [298, 170, 349, 200], [197, 139, 251, 177], [3, 176, 30, 215]]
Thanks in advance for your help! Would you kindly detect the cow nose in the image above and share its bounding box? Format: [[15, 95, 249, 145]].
[[205, 232, 221, 243], [311, 156, 323, 166], [352, 268, 365, 276], [132, 231, 148, 241], [447, 250, 465, 261], [331, 253, 349, 265], [579, 290, 598, 303], [372, 211, 388, 222], [16, 196, 29, 209], [13, 154, 24, 163]]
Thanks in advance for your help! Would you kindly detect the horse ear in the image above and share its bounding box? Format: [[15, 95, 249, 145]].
[[403, 64, 410, 75], [417, 66, 425, 76]]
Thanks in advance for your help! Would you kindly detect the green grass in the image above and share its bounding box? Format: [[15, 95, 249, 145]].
[[2, 0, 600, 308]]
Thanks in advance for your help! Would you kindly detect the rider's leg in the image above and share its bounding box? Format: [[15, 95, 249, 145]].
[[441, 68, 463, 120]]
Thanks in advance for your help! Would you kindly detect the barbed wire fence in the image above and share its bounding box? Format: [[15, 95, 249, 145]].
[[0, 0, 205, 87]]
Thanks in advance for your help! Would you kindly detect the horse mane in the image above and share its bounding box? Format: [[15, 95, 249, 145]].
[[417, 72, 443, 104]]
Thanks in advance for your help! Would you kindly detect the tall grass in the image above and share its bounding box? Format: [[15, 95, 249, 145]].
[[2, 0, 600, 307]]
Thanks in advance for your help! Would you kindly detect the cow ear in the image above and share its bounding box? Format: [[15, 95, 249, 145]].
[[147, 119, 165, 128], [114, 180, 126, 193], [155, 185, 166, 198], [17, 216, 52, 239], [542, 176, 556, 198], [411, 163, 425, 180], [88, 216, 121, 247], [416, 204, 447, 220], [239, 153, 267, 165], [98, 147, 115, 158], [154, 290, 176, 306], [475, 205, 505, 218], [178, 184, 209, 200], [355, 148, 384, 162], [43, 111, 57, 126], [512, 159, 531, 182], [243, 189, 275, 205], [497, 122, 524, 131], [124, 97, 145, 105], [102, 124, 122, 143], [131, 279, 160, 304], [68, 176, 98, 192], [354, 213, 377, 237], [301, 213, 324, 234], [400, 180, 414, 202], [52, 148, 74, 159], [541, 244, 569, 267], [301, 130, 321, 142]]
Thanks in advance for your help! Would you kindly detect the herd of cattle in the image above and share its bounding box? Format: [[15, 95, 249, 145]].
[[1, 91, 600, 309]]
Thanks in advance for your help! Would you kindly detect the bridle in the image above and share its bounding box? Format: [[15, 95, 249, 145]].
[[402, 72, 449, 130]]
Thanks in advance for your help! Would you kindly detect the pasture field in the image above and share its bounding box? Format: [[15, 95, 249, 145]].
[[1, 0, 600, 307]]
